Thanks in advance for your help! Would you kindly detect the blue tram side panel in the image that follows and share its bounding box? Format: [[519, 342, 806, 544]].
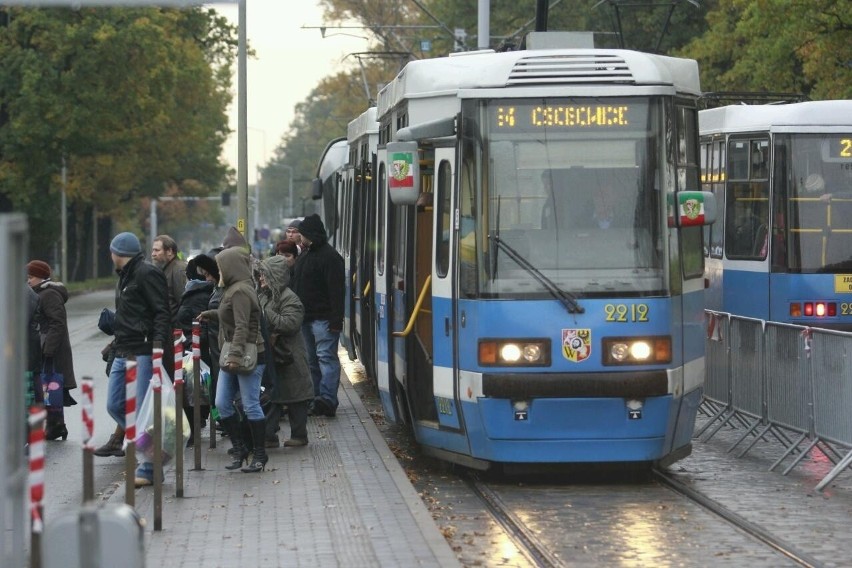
[[320, 31, 717, 470], [700, 100, 852, 331]]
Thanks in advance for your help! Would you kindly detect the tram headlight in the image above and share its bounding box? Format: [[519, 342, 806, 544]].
[[603, 336, 671, 365], [479, 339, 551, 366]]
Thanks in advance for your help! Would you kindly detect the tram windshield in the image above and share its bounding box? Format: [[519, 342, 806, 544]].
[[459, 97, 667, 299], [774, 133, 852, 273]]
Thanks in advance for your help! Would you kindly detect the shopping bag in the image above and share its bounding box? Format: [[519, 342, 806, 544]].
[[182, 354, 211, 406], [135, 374, 190, 464], [40, 368, 64, 418]]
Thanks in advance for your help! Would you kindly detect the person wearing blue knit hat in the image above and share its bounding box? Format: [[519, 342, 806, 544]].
[[94, 230, 171, 490], [109, 231, 142, 257]]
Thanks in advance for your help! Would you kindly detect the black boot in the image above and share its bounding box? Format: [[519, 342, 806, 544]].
[[45, 414, 68, 441], [220, 415, 248, 470], [183, 406, 194, 448], [242, 419, 268, 473]]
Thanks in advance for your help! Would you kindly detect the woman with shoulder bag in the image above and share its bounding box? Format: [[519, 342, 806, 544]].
[[197, 246, 268, 473], [256, 255, 314, 448]]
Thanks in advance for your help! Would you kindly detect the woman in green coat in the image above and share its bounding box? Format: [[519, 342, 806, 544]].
[[257, 255, 314, 447]]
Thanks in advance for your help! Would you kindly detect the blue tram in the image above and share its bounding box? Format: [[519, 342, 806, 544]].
[[316, 35, 716, 470], [700, 100, 852, 330]]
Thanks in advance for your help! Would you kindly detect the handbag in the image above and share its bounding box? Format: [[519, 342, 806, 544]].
[[219, 340, 258, 373]]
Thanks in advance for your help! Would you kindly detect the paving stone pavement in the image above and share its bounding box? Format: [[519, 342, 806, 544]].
[[106, 371, 460, 568], [671, 409, 852, 567]]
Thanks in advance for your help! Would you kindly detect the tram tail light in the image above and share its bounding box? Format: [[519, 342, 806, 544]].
[[790, 301, 837, 318], [478, 339, 551, 367], [790, 303, 802, 318], [603, 336, 672, 365]]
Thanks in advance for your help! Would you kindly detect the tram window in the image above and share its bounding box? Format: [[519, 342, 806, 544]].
[[705, 139, 725, 258], [675, 106, 698, 168], [377, 163, 386, 275], [458, 141, 479, 297], [436, 160, 452, 278], [751, 139, 769, 179], [725, 181, 769, 259], [729, 140, 749, 180]]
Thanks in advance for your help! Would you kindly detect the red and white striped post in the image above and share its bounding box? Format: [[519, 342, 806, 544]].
[[29, 407, 46, 568], [151, 344, 164, 531], [173, 329, 185, 497], [124, 359, 137, 507], [81, 379, 95, 502], [191, 321, 203, 468]]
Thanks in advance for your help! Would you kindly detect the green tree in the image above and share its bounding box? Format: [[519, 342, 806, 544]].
[[678, 0, 852, 99], [0, 7, 236, 277], [262, 63, 398, 226]]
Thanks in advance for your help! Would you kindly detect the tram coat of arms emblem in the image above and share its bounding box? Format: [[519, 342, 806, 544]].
[[562, 328, 591, 362]]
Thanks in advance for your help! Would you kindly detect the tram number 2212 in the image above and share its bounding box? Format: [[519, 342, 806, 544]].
[[604, 303, 650, 322]]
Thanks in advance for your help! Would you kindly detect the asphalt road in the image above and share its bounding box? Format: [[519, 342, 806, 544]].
[[41, 289, 127, 524]]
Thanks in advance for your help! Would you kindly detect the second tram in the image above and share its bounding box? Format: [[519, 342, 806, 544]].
[[700, 100, 852, 329]]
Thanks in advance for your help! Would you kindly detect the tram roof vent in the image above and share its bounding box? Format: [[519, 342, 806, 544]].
[[507, 53, 634, 86]]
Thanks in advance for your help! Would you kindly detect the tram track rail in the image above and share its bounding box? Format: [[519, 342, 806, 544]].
[[462, 467, 825, 568], [653, 468, 822, 568], [463, 471, 564, 568]]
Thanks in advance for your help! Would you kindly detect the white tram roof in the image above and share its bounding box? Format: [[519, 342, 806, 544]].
[[347, 107, 378, 142], [377, 48, 700, 116], [700, 100, 852, 135]]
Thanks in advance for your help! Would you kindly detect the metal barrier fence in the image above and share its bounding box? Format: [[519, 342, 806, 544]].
[[698, 311, 852, 491]]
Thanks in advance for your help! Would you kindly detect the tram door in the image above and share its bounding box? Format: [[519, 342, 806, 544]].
[[431, 149, 463, 432], [388, 157, 437, 424], [355, 155, 378, 380], [375, 159, 403, 424]]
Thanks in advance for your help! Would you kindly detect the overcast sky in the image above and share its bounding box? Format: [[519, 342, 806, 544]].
[[211, 2, 367, 180]]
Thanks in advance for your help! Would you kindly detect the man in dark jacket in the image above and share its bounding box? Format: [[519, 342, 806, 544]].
[[93, 231, 170, 488], [291, 214, 345, 417]]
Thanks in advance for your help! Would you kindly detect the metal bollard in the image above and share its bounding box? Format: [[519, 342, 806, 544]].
[[124, 358, 137, 508], [191, 321, 203, 470], [152, 344, 163, 532], [81, 379, 95, 503], [29, 407, 46, 568], [173, 329, 185, 498]]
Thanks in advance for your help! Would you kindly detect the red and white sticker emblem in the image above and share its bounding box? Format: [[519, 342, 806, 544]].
[[562, 328, 591, 362]]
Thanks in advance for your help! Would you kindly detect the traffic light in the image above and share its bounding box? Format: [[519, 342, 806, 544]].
[[221, 192, 231, 206]]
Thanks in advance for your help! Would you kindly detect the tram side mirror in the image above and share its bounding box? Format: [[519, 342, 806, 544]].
[[670, 190, 717, 228], [386, 141, 420, 205], [311, 177, 323, 200]]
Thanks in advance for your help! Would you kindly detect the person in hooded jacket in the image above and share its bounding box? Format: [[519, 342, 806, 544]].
[[27, 260, 77, 441], [176, 257, 215, 445], [194, 248, 224, 404], [256, 255, 313, 447], [198, 245, 268, 473]]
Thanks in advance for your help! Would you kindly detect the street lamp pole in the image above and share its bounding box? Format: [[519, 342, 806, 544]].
[[280, 165, 294, 218], [236, 0, 248, 241], [247, 127, 267, 234]]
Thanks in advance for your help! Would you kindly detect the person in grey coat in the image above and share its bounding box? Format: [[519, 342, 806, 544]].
[[256, 255, 314, 447]]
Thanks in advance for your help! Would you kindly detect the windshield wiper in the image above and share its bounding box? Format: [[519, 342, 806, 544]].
[[489, 233, 584, 314]]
